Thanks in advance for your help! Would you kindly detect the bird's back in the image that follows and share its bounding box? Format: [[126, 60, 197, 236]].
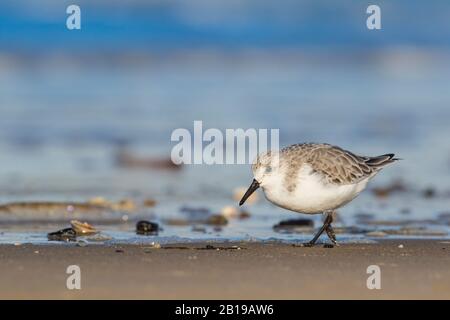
[[280, 143, 398, 186]]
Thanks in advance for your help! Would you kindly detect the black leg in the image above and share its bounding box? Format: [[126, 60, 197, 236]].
[[325, 224, 337, 245], [302, 213, 333, 247]]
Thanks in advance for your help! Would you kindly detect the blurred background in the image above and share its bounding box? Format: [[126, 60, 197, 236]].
[[0, 1, 450, 241]]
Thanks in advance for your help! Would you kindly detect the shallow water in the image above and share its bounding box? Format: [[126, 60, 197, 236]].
[[1, 50, 450, 245]]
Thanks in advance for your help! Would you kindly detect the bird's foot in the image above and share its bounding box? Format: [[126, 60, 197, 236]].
[[294, 241, 316, 248]]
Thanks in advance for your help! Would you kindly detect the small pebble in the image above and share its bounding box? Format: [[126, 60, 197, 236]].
[[136, 220, 159, 235], [206, 214, 228, 226], [398, 244, 404, 249], [143, 199, 156, 207]]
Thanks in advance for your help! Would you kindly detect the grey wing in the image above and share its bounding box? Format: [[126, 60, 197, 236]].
[[306, 144, 397, 185]]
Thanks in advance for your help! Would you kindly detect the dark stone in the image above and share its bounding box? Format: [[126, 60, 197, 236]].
[[136, 220, 159, 235], [47, 228, 77, 242]]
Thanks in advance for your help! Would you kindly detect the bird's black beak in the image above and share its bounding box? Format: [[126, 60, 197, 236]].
[[239, 179, 260, 206]]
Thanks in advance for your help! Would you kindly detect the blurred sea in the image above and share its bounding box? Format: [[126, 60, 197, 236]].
[[0, 0, 449, 243]]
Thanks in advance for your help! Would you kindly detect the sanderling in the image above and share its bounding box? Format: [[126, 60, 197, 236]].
[[239, 143, 399, 246]]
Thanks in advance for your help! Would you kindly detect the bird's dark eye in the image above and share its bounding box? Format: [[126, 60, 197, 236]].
[[265, 166, 272, 173]]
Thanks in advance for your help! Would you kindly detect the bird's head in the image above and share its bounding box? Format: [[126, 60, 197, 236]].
[[239, 151, 280, 206]]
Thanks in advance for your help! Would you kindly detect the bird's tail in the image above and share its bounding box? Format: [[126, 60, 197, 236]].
[[364, 153, 400, 170]]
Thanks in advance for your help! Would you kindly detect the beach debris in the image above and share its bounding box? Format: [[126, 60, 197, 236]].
[[115, 150, 182, 171], [372, 179, 407, 198], [206, 214, 228, 226], [70, 220, 98, 236], [143, 199, 157, 207], [47, 228, 77, 242], [398, 244, 404, 249], [273, 218, 314, 233], [136, 220, 159, 235], [233, 186, 258, 205], [115, 249, 124, 253]]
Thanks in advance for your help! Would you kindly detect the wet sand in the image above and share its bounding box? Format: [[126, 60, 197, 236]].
[[1, 239, 450, 299]]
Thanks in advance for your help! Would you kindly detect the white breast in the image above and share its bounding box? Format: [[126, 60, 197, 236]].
[[262, 164, 371, 214]]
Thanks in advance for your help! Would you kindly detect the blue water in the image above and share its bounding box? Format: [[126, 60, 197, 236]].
[[1, 0, 450, 50]]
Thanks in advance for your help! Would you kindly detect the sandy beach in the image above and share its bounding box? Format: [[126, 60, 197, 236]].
[[1, 239, 449, 300]]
